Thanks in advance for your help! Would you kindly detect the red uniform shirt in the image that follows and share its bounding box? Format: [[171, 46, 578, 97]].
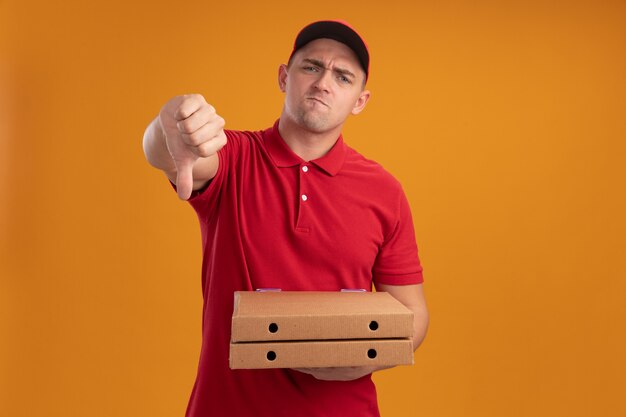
[[178, 121, 423, 417]]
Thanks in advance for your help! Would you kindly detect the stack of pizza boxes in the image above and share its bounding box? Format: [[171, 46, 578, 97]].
[[229, 290, 415, 369]]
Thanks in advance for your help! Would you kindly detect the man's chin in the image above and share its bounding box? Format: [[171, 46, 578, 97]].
[[297, 113, 331, 132], [301, 120, 332, 133]]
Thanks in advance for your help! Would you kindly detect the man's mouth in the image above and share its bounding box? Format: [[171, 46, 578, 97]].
[[306, 97, 328, 107]]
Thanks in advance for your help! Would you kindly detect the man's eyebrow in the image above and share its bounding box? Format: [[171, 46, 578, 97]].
[[302, 58, 357, 79]]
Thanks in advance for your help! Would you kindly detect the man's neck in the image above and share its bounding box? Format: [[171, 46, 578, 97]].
[[277, 113, 344, 162]]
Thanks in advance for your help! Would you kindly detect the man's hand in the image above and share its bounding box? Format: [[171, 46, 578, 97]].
[[158, 94, 227, 200], [293, 284, 428, 382], [293, 365, 390, 381]]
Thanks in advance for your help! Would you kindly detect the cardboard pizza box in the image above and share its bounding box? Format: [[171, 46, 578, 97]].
[[230, 291, 414, 342], [229, 338, 414, 369]]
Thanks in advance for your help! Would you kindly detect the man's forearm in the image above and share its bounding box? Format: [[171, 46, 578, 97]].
[[375, 283, 429, 351], [143, 116, 176, 174], [412, 303, 429, 351]]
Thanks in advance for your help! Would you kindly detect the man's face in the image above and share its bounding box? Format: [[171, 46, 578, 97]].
[[279, 38, 370, 134]]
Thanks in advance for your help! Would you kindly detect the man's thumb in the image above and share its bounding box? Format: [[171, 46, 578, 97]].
[[175, 159, 194, 200]]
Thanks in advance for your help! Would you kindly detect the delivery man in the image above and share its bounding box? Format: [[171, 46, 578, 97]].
[[143, 20, 429, 417]]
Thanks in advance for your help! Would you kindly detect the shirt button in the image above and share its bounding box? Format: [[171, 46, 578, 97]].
[[301, 194, 308, 201], [302, 166, 309, 172]]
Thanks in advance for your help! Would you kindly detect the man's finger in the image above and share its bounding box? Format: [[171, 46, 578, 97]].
[[175, 95, 212, 121], [174, 159, 194, 200], [180, 119, 224, 148], [176, 105, 216, 135]]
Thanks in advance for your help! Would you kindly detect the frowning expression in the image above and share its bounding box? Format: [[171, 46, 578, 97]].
[[279, 38, 370, 133]]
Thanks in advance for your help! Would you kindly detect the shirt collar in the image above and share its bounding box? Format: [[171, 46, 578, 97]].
[[264, 120, 347, 177]]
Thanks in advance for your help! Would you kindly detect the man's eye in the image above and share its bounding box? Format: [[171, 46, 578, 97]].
[[338, 75, 352, 84], [304, 66, 318, 72]]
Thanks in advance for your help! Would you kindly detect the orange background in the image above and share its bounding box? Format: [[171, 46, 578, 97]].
[[1, 1, 625, 416]]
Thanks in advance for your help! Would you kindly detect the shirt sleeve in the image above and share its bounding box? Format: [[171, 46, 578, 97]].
[[372, 187, 424, 285]]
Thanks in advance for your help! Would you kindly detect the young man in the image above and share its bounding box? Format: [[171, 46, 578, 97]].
[[143, 20, 428, 417]]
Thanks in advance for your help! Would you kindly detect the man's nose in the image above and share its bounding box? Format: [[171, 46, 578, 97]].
[[313, 69, 332, 92]]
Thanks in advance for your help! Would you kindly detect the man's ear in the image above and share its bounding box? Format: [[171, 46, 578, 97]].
[[278, 64, 288, 92], [351, 90, 371, 115]]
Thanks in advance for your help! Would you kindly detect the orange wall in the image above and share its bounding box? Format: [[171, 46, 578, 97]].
[[1, 1, 625, 416]]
